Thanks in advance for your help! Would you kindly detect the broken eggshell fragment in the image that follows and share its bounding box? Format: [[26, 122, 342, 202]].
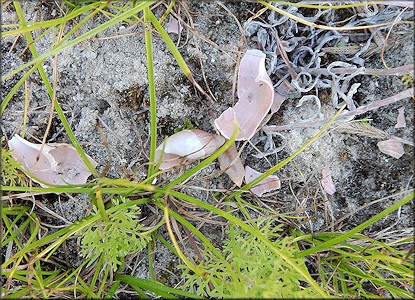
[[217, 142, 245, 187], [395, 107, 406, 128], [166, 16, 182, 35], [214, 49, 274, 140], [321, 167, 336, 195], [155, 129, 225, 170], [244, 166, 280, 197], [270, 91, 287, 114], [7, 134, 97, 187], [377, 139, 405, 159]]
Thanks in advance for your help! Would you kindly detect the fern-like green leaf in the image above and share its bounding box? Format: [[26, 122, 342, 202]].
[[80, 196, 151, 270], [1, 137, 26, 187], [180, 219, 318, 298]]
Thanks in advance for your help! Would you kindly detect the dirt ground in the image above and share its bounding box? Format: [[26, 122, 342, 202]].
[[2, 1, 414, 290]]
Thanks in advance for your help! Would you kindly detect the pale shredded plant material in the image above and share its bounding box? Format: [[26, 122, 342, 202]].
[[245, 2, 413, 112]]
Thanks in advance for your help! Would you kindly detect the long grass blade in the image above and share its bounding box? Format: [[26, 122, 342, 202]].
[[144, 7, 158, 177], [2, 2, 153, 82], [299, 191, 414, 257], [167, 190, 330, 297]]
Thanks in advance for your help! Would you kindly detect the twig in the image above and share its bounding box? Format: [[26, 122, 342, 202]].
[[342, 88, 413, 117], [307, 64, 413, 76], [36, 21, 65, 161], [263, 88, 413, 132]]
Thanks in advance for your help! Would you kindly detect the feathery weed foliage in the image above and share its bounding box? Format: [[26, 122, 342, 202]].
[[1, 137, 26, 187], [80, 196, 151, 271], [180, 219, 318, 298]]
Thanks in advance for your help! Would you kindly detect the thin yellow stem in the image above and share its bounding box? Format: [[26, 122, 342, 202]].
[[259, 1, 412, 31], [163, 198, 209, 279]]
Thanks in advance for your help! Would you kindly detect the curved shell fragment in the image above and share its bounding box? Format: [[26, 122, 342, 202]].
[[217, 142, 244, 187], [377, 139, 404, 159], [245, 166, 280, 197], [321, 167, 336, 195], [7, 134, 97, 187], [395, 107, 406, 128], [214, 49, 274, 140], [155, 129, 225, 170]]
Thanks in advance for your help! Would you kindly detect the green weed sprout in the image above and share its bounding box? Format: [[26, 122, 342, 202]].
[[80, 196, 151, 271], [1, 137, 26, 187], [174, 118, 195, 133], [401, 73, 414, 86], [180, 218, 318, 298]]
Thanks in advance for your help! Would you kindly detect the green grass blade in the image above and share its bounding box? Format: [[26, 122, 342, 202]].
[[1, 209, 30, 247], [144, 7, 158, 177], [105, 280, 120, 299], [154, 233, 178, 256], [167, 190, 330, 297], [75, 276, 98, 298], [235, 104, 346, 196], [1, 186, 123, 194], [1, 59, 40, 114], [97, 262, 110, 297], [259, 1, 397, 31], [33, 259, 46, 297], [165, 207, 240, 282], [2, 2, 102, 38], [2, 2, 153, 82], [299, 191, 414, 258], [57, 2, 108, 47], [147, 9, 210, 98], [148, 240, 156, 280], [146, 9, 190, 76]]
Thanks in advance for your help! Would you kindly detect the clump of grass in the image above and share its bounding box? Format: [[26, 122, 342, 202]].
[[296, 191, 414, 298], [1, 205, 79, 298], [315, 233, 414, 298]]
